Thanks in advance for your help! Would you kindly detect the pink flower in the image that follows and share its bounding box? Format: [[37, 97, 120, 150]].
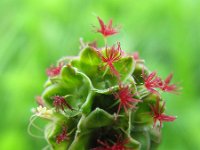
[[97, 42, 123, 77], [161, 73, 179, 94], [46, 63, 63, 77], [52, 96, 72, 112], [96, 17, 118, 37], [114, 84, 141, 115], [56, 126, 69, 144], [150, 99, 176, 130], [142, 69, 162, 95]]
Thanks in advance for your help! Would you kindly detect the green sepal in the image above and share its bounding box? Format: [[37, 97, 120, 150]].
[[69, 108, 115, 150], [70, 47, 101, 77], [42, 84, 69, 107], [131, 130, 151, 150], [114, 56, 135, 82], [149, 127, 161, 145], [133, 62, 149, 85], [45, 114, 80, 150], [80, 108, 114, 130], [42, 66, 91, 110], [61, 65, 86, 89]]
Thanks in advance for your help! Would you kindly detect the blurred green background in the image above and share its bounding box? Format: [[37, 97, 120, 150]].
[[0, 0, 200, 149]]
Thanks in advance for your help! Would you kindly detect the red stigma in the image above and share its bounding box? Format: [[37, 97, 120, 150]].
[[56, 126, 69, 144], [98, 42, 123, 77], [150, 99, 176, 130], [161, 73, 179, 94], [114, 84, 141, 115], [92, 136, 130, 150], [46, 63, 63, 77], [142, 69, 162, 95], [52, 96, 72, 112], [96, 17, 118, 37]]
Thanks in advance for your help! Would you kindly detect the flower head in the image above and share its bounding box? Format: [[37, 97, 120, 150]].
[[52, 96, 72, 112], [46, 63, 63, 77], [98, 42, 123, 77], [56, 126, 69, 144], [114, 84, 141, 114], [96, 17, 118, 38], [142, 69, 162, 95], [161, 73, 179, 94], [150, 99, 176, 130]]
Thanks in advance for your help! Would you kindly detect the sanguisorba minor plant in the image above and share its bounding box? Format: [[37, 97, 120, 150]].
[[29, 17, 179, 150]]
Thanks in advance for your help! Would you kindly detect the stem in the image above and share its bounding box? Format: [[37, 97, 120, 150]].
[[102, 66, 109, 78], [104, 37, 107, 46]]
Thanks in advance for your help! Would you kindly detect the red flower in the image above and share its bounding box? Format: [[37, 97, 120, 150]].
[[96, 17, 119, 37], [56, 126, 69, 144], [114, 84, 141, 115], [52, 96, 72, 112], [150, 99, 176, 130], [97, 42, 123, 77], [161, 73, 179, 94], [92, 137, 131, 150], [46, 63, 63, 77], [142, 69, 162, 95]]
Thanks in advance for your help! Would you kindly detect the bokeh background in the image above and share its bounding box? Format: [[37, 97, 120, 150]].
[[0, 0, 200, 149]]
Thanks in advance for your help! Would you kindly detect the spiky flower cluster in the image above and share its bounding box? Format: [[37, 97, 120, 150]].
[[29, 17, 179, 150]]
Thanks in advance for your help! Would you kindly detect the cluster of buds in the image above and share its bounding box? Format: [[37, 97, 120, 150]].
[[29, 17, 179, 150]]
